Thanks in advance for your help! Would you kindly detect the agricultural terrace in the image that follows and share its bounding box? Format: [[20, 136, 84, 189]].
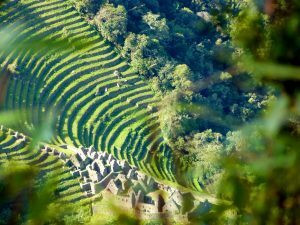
[[0, 127, 91, 213], [0, 0, 204, 191]]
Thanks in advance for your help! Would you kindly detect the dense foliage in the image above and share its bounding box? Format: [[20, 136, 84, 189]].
[[71, 0, 275, 188], [0, 0, 299, 224], [201, 1, 300, 224], [70, 1, 300, 223]]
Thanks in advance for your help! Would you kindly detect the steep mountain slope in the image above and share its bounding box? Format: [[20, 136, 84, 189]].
[[0, 127, 91, 211], [0, 0, 200, 189]]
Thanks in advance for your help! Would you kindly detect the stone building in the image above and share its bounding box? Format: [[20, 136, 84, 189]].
[[110, 159, 121, 172], [119, 160, 130, 173], [137, 202, 158, 214], [106, 180, 122, 195], [56, 143, 203, 219], [127, 169, 138, 180], [163, 199, 181, 214]]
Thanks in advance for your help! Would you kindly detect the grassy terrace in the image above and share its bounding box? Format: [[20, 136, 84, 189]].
[[0, 0, 202, 190], [0, 129, 91, 210]]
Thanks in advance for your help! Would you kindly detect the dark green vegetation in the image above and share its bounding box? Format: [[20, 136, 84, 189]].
[[72, 0, 273, 189], [211, 0, 300, 223]]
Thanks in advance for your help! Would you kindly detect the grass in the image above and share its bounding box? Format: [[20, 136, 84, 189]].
[[0, 0, 202, 192]]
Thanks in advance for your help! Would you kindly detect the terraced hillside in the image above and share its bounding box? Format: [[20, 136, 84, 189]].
[[0, 127, 91, 213], [0, 0, 201, 191]]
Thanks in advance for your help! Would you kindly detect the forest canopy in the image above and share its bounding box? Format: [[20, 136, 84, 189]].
[[71, 0, 275, 188]]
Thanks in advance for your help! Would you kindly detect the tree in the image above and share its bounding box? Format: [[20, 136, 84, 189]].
[[70, 0, 103, 15], [95, 4, 128, 45], [201, 1, 300, 224], [123, 33, 168, 77], [159, 91, 186, 140], [142, 12, 170, 42], [189, 130, 224, 186], [172, 64, 194, 94]]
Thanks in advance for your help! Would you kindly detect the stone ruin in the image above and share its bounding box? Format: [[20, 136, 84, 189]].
[[0, 126, 211, 220]]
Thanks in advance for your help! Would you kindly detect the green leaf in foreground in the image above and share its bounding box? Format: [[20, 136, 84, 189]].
[[0, 24, 93, 57]]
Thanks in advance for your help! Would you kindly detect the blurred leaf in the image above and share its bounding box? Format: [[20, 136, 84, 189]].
[[0, 109, 55, 149], [263, 96, 288, 136], [88, 194, 140, 225], [0, 24, 93, 56], [242, 58, 300, 80], [0, 162, 38, 204], [249, 153, 296, 176], [175, 102, 240, 130], [0, 110, 25, 127], [0, 69, 9, 104], [190, 67, 239, 93], [28, 112, 55, 150], [27, 172, 61, 225], [0, 0, 6, 6], [296, 94, 300, 114]]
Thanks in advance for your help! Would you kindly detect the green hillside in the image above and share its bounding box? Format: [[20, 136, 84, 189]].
[[0, 0, 198, 190], [1, 0, 299, 224], [0, 128, 91, 212]]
